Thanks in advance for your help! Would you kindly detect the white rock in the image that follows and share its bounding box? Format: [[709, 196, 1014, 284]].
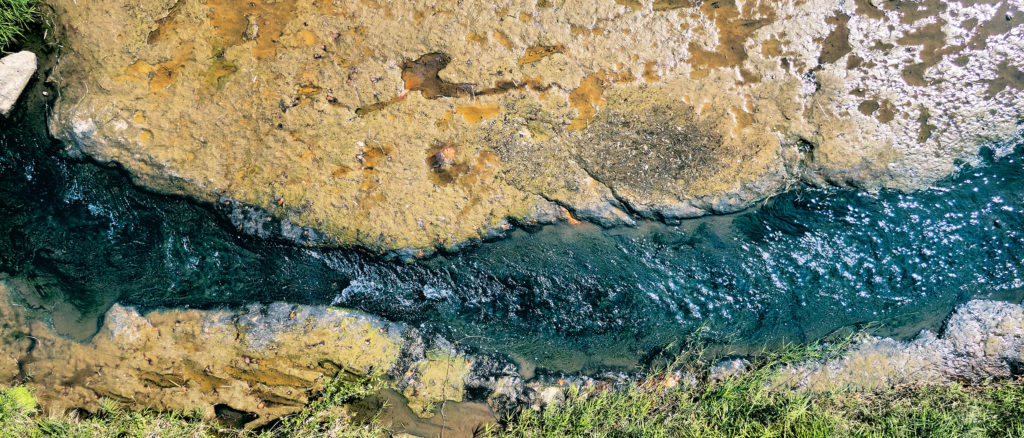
[[532, 386, 565, 411], [774, 299, 1024, 391], [709, 358, 751, 382], [0, 51, 37, 116]]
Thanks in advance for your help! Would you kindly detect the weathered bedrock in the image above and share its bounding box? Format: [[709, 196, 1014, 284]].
[[0, 278, 528, 428], [46, 0, 1024, 251], [6, 273, 1024, 429]]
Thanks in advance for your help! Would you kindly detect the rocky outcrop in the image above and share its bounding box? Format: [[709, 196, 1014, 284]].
[[4, 272, 1023, 429], [776, 299, 1024, 390], [0, 51, 36, 116], [43, 0, 1024, 252], [0, 278, 528, 428]]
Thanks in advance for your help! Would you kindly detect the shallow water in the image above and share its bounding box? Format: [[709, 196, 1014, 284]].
[[2, 83, 1023, 373]]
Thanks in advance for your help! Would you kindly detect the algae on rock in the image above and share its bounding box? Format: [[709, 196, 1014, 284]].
[[0, 278, 487, 428], [45, 0, 1024, 251]]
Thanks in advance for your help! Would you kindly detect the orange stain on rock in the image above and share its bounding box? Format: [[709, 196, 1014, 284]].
[[294, 30, 318, 46], [568, 73, 607, 130], [206, 0, 299, 59], [492, 31, 514, 50], [455, 102, 501, 123], [296, 84, 323, 96], [518, 44, 565, 65], [435, 111, 454, 130], [643, 61, 661, 82], [465, 32, 488, 45], [148, 42, 196, 92]]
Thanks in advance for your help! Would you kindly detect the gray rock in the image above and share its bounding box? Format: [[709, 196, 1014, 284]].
[[533, 386, 565, 411], [0, 51, 36, 116], [775, 300, 1024, 391], [709, 358, 751, 382]]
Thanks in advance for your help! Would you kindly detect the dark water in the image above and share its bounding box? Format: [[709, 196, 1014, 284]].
[[3, 75, 1023, 372]]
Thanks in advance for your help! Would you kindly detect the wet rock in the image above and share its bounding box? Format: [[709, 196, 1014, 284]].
[[399, 348, 470, 418], [708, 358, 750, 382], [43, 0, 1024, 251], [464, 353, 526, 417], [0, 51, 36, 116], [534, 386, 565, 410], [775, 299, 1024, 391], [0, 279, 496, 428]]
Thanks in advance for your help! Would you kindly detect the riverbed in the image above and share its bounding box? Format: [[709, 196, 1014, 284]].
[[3, 72, 1022, 376]]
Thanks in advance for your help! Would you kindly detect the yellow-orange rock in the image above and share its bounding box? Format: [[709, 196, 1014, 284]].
[[45, 0, 1024, 252]]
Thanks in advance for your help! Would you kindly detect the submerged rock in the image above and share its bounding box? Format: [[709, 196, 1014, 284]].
[[45, 0, 1024, 251], [776, 299, 1024, 390], [708, 358, 750, 382], [0, 51, 36, 116]]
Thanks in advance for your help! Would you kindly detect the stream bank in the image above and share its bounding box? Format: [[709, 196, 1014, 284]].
[[2, 5, 1024, 436]]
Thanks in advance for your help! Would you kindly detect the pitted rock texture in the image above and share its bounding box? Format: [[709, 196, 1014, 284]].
[[775, 299, 1024, 391], [0, 279, 524, 428], [46, 0, 1024, 251]]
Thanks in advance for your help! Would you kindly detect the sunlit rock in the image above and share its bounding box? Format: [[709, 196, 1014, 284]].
[[775, 299, 1024, 390], [0, 51, 36, 116], [0, 279, 501, 427], [45, 0, 1024, 251]]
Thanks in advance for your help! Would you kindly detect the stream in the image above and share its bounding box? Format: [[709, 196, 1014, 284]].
[[2, 60, 1023, 375]]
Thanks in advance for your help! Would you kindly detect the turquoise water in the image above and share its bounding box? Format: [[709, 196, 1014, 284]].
[[2, 98, 1023, 373]]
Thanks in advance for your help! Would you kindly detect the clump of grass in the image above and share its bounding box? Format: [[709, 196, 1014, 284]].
[[5, 341, 1024, 437], [257, 374, 388, 438], [492, 341, 1024, 437], [0, 0, 38, 52], [0, 374, 390, 438], [0, 386, 214, 437]]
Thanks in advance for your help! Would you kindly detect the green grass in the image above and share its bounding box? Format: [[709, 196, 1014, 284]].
[[0, 375, 389, 438], [0, 389, 213, 438], [3, 342, 1024, 437], [493, 343, 1024, 437], [0, 0, 38, 52], [496, 380, 1024, 437], [254, 374, 388, 438]]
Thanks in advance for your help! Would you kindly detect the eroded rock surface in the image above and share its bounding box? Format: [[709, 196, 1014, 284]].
[[46, 0, 1024, 251], [5, 272, 1024, 428], [0, 279, 527, 427], [776, 299, 1024, 390]]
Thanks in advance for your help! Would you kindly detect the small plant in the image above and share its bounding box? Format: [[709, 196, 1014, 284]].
[[261, 374, 388, 438], [0, 0, 38, 52]]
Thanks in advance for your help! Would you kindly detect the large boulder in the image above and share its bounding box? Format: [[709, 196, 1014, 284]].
[[45, 0, 1024, 252]]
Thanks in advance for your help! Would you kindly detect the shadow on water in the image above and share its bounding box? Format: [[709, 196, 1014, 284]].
[[2, 46, 1023, 370]]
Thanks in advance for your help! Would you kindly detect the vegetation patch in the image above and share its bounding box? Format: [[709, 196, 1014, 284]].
[[0, 0, 37, 52], [0, 375, 387, 438], [3, 342, 1024, 437], [493, 343, 1024, 438]]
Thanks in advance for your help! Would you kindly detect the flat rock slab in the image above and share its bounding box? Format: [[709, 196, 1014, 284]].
[[44, 0, 1024, 252], [0, 278, 506, 427], [0, 51, 36, 116]]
